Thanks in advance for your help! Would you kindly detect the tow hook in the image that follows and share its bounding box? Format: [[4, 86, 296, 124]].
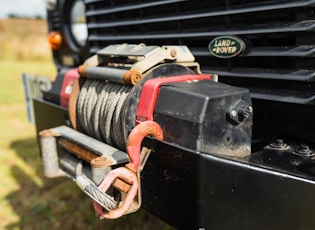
[[93, 120, 163, 219]]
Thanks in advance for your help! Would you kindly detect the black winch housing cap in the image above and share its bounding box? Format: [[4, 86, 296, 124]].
[[154, 80, 252, 157]]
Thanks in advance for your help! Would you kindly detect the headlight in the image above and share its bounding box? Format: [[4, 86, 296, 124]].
[[70, 0, 88, 47], [46, 0, 58, 11]]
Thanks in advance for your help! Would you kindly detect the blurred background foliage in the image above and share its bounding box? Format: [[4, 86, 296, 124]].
[[0, 18, 51, 61]]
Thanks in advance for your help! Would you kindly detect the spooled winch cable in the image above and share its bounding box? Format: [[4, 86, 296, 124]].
[[76, 79, 131, 150]]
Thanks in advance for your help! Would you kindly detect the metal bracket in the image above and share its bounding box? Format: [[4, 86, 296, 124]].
[[92, 121, 163, 219], [78, 43, 199, 85], [131, 45, 195, 74], [39, 126, 130, 211]]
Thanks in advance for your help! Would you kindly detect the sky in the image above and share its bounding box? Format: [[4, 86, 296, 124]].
[[0, 0, 46, 18]]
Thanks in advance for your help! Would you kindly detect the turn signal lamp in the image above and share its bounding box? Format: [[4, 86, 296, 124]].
[[48, 31, 63, 50]]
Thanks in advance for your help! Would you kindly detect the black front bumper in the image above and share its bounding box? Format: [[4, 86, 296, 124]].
[[34, 98, 315, 229]]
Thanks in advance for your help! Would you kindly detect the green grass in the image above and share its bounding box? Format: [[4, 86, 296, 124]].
[[0, 59, 174, 230]]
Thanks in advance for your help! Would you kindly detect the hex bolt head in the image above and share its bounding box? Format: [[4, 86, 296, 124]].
[[300, 145, 309, 151], [269, 139, 288, 150], [295, 144, 313, 156]]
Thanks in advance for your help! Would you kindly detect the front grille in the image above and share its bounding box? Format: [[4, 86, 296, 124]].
[[47, 10, 61, 31], [85, 0, 315, 104]]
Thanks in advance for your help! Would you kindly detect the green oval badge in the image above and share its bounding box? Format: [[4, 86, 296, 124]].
[[209, 36, 245, 58]]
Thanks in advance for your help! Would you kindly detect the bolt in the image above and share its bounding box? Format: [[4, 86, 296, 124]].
[[236, 105, 252, 123], [239, 106, 252, 119], [296, 144, 312, 156], [170, 49, 177, 58], [229, 110, 237, 119], [227, 101, 252, 123], [299, 145, 309, 151], [269, 139, 288, 150], [276, 139, 283, 144]]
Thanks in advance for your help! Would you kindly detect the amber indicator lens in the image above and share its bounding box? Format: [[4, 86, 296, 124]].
[[48, 31, 62, 50]]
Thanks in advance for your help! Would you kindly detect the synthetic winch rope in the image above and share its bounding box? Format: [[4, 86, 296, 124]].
[[76, 79, 132, 150]]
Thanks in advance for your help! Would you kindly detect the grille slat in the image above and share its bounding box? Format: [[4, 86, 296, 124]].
[[85, 0, 105, 3], [86, 0, 185, 17], [202, 67, 315, 82], [192, 46, 315, 57], [251, 90, 315, 104], [87, 1, 315, 29], [48, 11, 61, 31], [86, 0, 315, 104], [88, 20, 315, 41]]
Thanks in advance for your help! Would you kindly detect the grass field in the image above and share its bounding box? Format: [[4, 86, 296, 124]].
[[0, 19, 173, 229]]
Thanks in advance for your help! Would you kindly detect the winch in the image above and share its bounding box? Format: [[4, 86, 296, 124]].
[[38, 44, 252, 219]]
